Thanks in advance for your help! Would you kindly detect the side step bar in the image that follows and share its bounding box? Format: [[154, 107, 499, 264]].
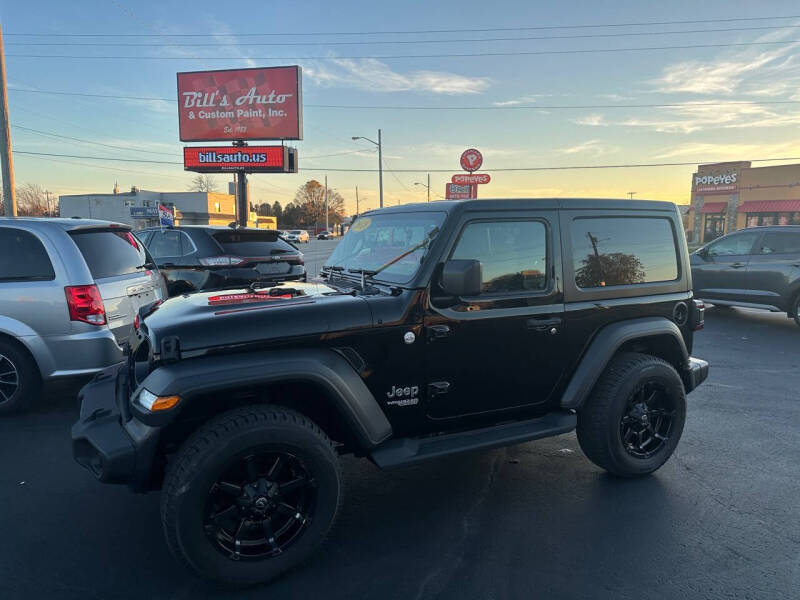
[[369, 410, 577, 469]]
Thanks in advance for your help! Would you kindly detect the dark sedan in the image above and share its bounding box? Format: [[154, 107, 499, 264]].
[[138, 226, 305, 297]]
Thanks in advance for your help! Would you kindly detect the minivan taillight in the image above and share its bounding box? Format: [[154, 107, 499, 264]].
[[65, 285, 106, 325]]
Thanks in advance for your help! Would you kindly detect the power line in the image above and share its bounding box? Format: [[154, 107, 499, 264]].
[[9, 39, 800, 60], [11, 124, 179, 157], [8, 86, 800, 111], [13, 149, 800, 172], [5, 14, 800, 37], [9, 24, 800, 47]]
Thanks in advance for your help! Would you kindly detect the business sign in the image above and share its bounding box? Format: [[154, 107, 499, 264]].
[[452, 173, 491, 185], [693, 172, 738, 195], [460, 148, 483, 172], [446, 183, 476, 200], [130, 206, 159, 218], [183, 146, 298, 173], [177, 66, 303, 142]]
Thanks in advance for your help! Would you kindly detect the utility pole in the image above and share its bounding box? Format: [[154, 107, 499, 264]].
[[427, 173, 430, 202], [377, 129, 383, 208], [0, 23, 16, 217], [45, 190, 51, 216], [355, 185, 359, 217], [627, 191, 636, 200], [324, 175, 328, 233]]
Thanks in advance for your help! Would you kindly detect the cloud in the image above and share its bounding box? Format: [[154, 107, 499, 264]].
[[557, 139, 619, 156], [304, 58, 490, 95], [650, 25, 800, 96], [573, 114, 609, 127], [655, 141, 800, 160], [492, 95, 545, 106], [575, 101, 800, 134]]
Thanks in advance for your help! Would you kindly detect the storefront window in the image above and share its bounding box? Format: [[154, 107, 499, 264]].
[[745, 212, 800, 227], [703, 214, 725, 242]]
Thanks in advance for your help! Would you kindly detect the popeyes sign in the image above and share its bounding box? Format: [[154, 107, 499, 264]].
[[177, 66, 302, 142], [693, 171, 739, 195]]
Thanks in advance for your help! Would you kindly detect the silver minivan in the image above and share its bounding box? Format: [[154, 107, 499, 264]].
[[0, 218, 167, 414]]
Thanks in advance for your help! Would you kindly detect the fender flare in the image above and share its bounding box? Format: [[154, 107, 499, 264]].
[[559, 317, 689, 410], [137, 348, 392, 448]]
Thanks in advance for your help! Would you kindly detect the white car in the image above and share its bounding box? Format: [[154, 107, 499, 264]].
[[286, 229, 309, 243]]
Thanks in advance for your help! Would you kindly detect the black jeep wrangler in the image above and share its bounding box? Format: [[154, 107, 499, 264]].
[[73, 198, 708, 586]]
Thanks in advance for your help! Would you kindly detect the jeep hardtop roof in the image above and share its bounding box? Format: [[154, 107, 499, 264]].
[[361, 198, 677, 216]]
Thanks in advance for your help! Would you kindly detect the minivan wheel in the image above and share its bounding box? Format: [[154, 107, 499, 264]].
[[576, 352, 686, 478], [0, 340, 41, 416], [791, 294, 800, 327], [161, 405, 342, 586]]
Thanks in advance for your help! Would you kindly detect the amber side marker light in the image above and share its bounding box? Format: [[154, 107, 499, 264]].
[[138, 389, 180, 412]]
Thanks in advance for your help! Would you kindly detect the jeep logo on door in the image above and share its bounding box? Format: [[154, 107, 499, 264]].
[[386, 385, 419, 407]]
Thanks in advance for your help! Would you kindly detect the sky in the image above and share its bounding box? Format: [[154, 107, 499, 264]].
[[3, 0, 800, 214]]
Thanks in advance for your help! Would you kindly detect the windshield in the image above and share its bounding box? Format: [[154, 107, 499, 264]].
[[325, 212, 446, 284]]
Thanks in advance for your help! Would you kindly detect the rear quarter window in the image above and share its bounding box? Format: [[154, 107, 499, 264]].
[[571, 217, 679, 288], [0, 228, 55, 281], [69, 229, 150, 279], [211, 230, 295, 256]]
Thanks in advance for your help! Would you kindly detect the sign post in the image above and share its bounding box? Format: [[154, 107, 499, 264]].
[[177, 66, 303, 227]]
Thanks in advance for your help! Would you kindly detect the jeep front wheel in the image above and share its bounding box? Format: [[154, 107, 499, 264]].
[[576, 352, 686, 478], [160, 405, 342, 586]]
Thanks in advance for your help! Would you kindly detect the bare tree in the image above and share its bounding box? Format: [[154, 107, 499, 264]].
[[293, 180, 345, 227], [188, 174, 219, 193], [16, 183, 50, 217]]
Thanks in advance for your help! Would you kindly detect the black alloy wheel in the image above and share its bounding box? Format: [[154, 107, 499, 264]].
[[204, 450, 315, 561], [619, 381, 676, 459], [0, 353, 19, 406]]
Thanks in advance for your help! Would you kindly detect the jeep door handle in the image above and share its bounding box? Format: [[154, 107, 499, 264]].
[[730, 262, 746, 269], [526, 317, 562, 332]]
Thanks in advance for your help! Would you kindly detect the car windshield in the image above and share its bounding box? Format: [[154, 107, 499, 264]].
[[325, 211, 446, 284]]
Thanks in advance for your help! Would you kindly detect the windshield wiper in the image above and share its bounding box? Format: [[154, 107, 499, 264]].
[[349, 227, 441, 287], [321, 265, 345, 279]]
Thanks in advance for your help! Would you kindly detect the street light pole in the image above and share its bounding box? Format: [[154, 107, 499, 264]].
[[351, 130, 383, 208], [414, 174, 431, 202], [355, 185, 359, 216], [377, 129, 383, 209]]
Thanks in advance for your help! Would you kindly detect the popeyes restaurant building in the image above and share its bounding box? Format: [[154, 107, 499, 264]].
[[687, 161, 800, 244]]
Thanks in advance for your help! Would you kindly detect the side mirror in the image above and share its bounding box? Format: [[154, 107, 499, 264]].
[[441, 259, 482, 297]]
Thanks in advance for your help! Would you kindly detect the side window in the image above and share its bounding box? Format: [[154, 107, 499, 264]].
[[706, 232, 759, 257], [571, 217, 678, 288], [451, 220, 548, 294], [178, 232, 196, 255], [147, 231, 183, 258], [0, 228, 55, 281], [757, 232, 800, 255]]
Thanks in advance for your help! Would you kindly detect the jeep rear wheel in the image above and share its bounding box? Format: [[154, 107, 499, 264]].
[[576, 352, 686, 478], [161, 405, 342, 586]]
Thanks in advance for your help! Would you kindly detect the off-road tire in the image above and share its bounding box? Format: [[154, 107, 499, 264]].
[[576, 352, 686, 477], [161, 405, 342, 586], [0, 339, 41, 416]]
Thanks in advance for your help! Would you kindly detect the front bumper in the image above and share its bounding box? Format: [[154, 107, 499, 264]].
[[682, 357, 709, 393], [71, 363, 160, 491]]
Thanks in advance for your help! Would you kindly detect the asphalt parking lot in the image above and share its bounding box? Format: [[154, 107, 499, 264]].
[[1, 270, 798, 597]]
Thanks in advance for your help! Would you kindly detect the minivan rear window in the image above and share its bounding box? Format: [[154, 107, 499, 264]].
[[212, 230, 295, 256], [571, 217, 679, 288], [0, 228, 55, 281], [69, 229, 150, 279]]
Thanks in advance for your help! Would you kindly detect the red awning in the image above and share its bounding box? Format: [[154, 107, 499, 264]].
[[738, 200, 800, 213], [699, 201, 727, 214]]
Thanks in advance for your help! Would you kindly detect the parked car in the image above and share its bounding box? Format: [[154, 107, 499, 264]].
[[285, 229, 309, 243], [0, 218, 166, 414], [73, 199, 707, 585], [317, 230, 333, 240], [139, 226, 306, 297], [691, 225, 800, 325]]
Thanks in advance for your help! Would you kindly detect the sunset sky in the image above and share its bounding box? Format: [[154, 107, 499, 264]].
[[3, 0, 800, 214]]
